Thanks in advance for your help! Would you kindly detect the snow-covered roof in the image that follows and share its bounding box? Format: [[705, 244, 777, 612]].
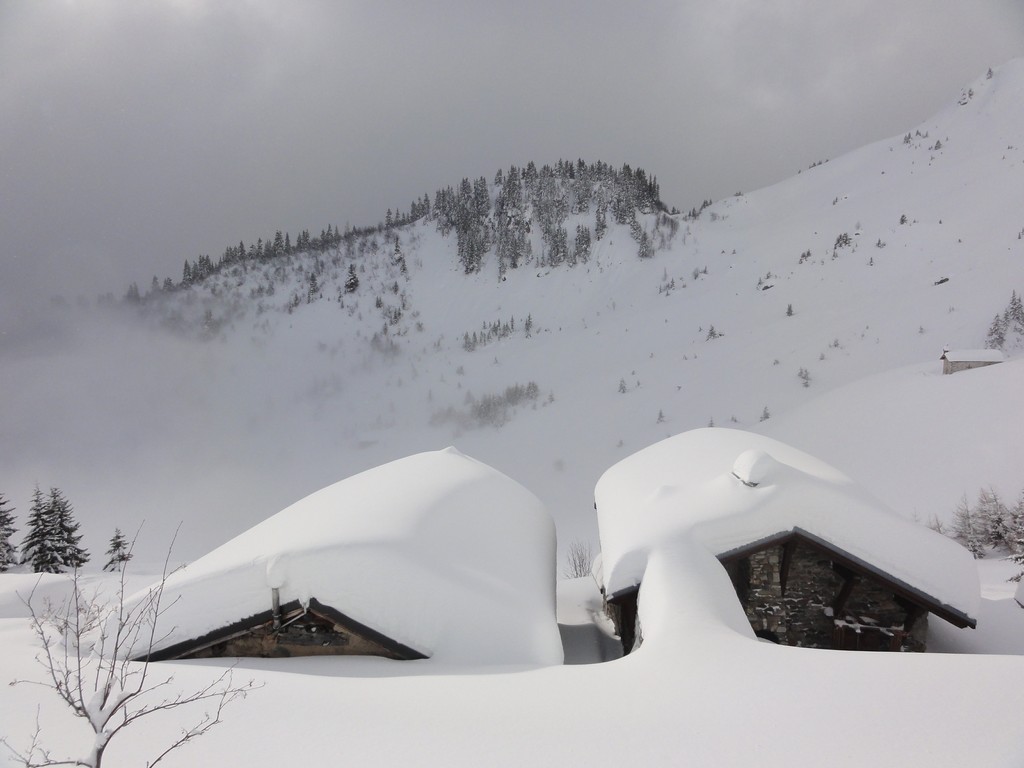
[[131, 448, 563, 666], [940, 348, 1005, 363], [595, 428, 979, 625]]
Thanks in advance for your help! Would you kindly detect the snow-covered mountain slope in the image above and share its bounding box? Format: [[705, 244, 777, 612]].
[[3, 60, 1024, 768], [1, 61, 1023, 566]]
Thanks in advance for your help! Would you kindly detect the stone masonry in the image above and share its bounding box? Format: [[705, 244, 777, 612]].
[[726, 542, 928, 651]]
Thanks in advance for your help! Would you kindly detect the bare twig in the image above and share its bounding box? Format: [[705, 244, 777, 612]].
[[4, 529, 259, 767]]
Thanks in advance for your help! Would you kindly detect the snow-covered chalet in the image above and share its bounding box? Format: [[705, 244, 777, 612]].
[[131, 448, 563, 666], [593, 429, 979, 654]]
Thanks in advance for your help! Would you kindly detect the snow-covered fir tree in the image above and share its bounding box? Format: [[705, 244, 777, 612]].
[[344, 264, 359, 294], [21, 486, 60, 573], [0, 493, 16, 572], [594, 200, 608, 241], [952, 493, 974, 539], [637, 230, 652, 259], [494, 165, 531, 273], [573, 224, 591, 265], [49, 487, 89, 570], [1004, 290, 1024, 343], [952, 493, 986, 559], [1008, 491, 1024, 581], [103, 527, 133, 572], [21, 487, 88, 573], [975, 487, 1010, 549], [986, 291, 1024, 349], [985, 313, 1007, 349]]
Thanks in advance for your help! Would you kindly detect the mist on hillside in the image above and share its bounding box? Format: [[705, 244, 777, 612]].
[[3, 61, 1024, 569]]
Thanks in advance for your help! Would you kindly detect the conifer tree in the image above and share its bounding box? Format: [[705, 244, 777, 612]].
[[393, 237, 408, 275], [49, 487, 89, 570], [985, 313, 1007, 349], [951, 493, 973, 539], [637, 230, 651, 260], [594, 203, 608, 242], [455, 176, 488, 274], [494, 166, 529, 271], [1006, 290, 1024, 336], [473, 176, 491, 220], [0, 493, 16, 572], [952, 494, 985, 558], [573, 224, 591, 264], [22, 486, 60, 573], [629, 217, 644, 244], [1007, 491, 1024, 581], [1010, 547, 1024, 582], [976, 487, 1010, 549], [345, 264, 360, 294], [965, 524, 985, 559], [103, 528, 133, 572]]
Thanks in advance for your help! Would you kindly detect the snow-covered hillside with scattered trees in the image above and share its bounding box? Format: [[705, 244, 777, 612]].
[[2, 61, 1024, 767]]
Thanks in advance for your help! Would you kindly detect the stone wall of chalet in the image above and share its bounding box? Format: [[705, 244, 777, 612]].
[[731, 543, 926, 651], [944, 359, 1000, 375]]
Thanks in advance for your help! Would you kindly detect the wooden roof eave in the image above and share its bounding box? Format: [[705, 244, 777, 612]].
[[136, 597, 429, 662]]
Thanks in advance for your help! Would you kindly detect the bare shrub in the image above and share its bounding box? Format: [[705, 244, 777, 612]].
[[563, 539, 594, 579], [2, 535, 258, 767]]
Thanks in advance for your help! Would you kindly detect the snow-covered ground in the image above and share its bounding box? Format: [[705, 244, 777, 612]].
[[2, 61, 1024, 766], [2, 562, 1023, 767]]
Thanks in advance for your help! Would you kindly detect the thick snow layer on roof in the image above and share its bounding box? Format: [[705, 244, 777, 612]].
[[941, 349, 1005, 363], [129, 448, 562, 666], [595, 428, 979, 624]]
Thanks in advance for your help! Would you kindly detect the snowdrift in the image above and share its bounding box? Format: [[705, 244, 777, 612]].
[[595, 428, 979, 636], [127, 448, 563, 666]]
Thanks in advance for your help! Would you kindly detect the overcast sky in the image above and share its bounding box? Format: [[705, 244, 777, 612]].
[[2, 0, 1023, 317]]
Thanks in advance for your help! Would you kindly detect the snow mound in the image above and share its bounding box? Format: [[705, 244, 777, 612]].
[[595, 428, 979, 627], [128, 448, 563, 666], [731, 449, 780, 487]]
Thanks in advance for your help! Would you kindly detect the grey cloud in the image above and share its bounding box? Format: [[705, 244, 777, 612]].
[[1, 0, 1022, 315]]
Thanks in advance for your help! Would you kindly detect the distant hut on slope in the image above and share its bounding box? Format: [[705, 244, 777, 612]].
[[940, 347, 1004, 375]]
